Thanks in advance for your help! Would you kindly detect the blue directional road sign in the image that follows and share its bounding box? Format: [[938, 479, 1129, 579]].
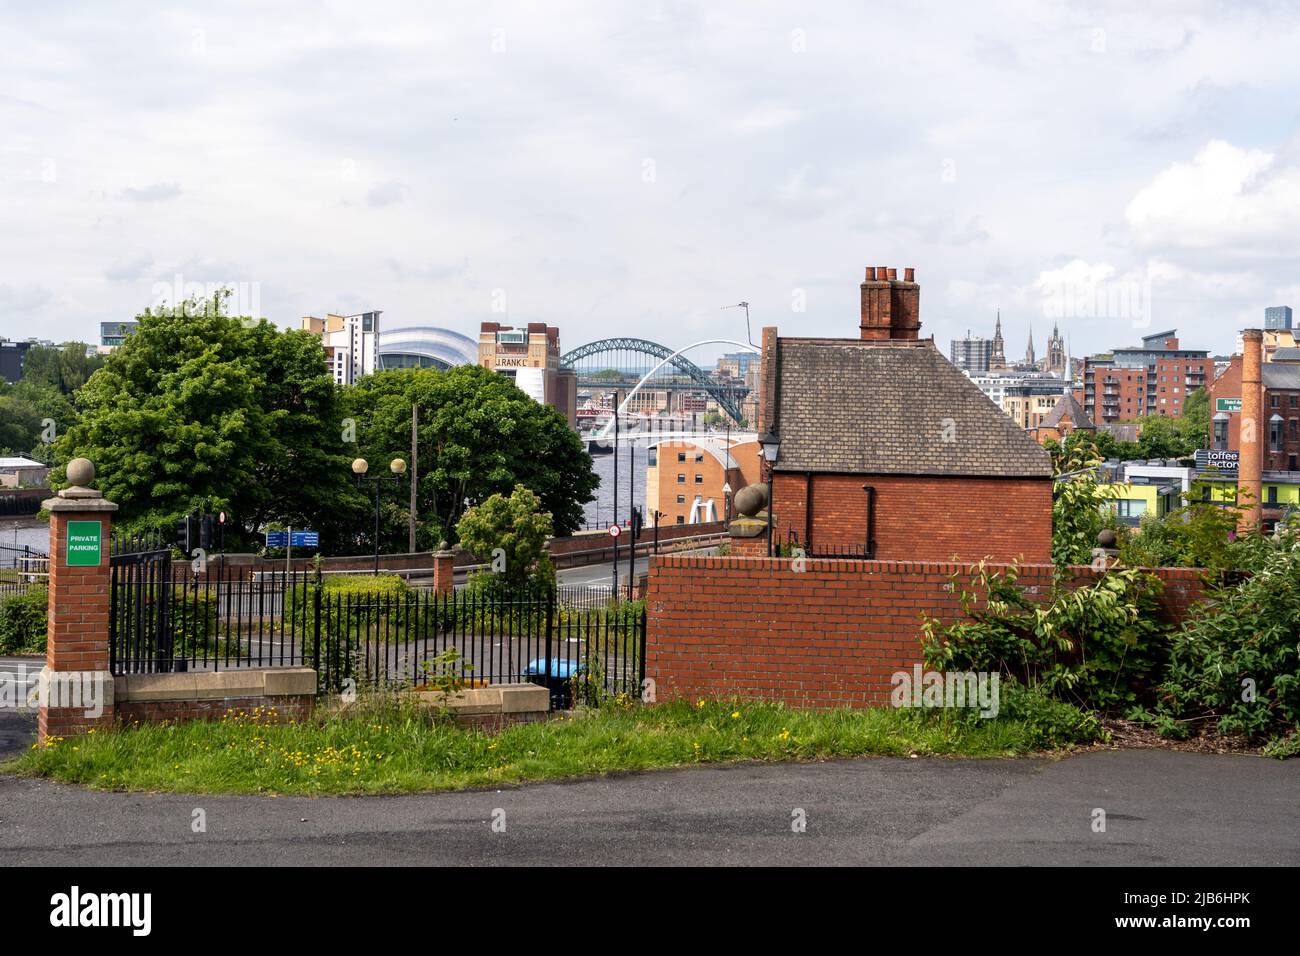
[[264, 531, 289, 548], [291, 531, 319, 548]]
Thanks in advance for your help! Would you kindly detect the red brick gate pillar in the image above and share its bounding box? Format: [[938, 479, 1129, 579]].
[[432, 547, 455, 595], [38, 458, 118, 743]]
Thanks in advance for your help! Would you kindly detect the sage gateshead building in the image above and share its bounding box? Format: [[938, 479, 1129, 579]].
[[376, 326, 478, 371]]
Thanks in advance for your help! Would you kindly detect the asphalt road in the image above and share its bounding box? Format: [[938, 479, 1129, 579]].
[[0, 706, 1295, 866]]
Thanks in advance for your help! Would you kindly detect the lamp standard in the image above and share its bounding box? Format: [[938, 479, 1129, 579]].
[[757, 432, 780, 557], [722, 482, 733, 522], [353, 457, 407, 575]]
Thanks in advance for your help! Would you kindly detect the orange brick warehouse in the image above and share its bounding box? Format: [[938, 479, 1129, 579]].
[[645, 555, 1209, 709]]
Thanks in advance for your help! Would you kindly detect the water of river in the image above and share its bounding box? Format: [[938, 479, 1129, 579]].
[[583, 441, 648, 529], [1, 520, 49, 554]]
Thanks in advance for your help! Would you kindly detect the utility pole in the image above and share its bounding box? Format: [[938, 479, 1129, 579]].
[[612, 390, 619, 596], [628, 434, 635, 600], [409, 404, 419, 554]]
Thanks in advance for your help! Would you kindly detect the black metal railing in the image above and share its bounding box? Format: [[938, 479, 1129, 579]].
[[0, 542, 48, 589], [108, 564, 648, 709]]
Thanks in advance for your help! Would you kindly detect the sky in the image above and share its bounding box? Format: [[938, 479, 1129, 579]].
[[3, 0, 1300, 365]]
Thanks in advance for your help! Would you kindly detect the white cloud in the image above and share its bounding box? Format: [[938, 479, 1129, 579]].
[[366, 180, 409, 208], [1125, 140, 1300, 253], [104, 251, 153, 282], [3, 1, 1300, 360]]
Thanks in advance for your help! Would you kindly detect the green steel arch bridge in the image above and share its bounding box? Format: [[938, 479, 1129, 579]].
[[560, 337, 752, 424]]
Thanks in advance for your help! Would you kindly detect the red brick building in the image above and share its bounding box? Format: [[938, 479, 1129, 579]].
[[1072, 330, 1214, 424], [754, 266, 1054, 564], [1208, 346, 1300, 474]]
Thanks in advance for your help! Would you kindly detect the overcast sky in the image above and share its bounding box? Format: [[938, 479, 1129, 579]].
[[3, 0, 1299, 364]]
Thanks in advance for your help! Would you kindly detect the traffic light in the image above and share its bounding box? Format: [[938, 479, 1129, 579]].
[[200, 515, 214, 551], [631, 506, 643, 539], [175, 512, 200, 556], [175, 514, 191, 556]]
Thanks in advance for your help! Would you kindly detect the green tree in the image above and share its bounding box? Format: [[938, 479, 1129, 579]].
[[55, 294, 364, 549], [1049, 434, 1118, 568], [21, 343, 105, 394], [0, 390, 43, 455], [345, 365, 597, 548], [456, 483, 556, 597]]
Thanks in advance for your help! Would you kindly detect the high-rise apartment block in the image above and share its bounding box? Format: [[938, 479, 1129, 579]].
[[1265, 306, 1293, 330], [1073, 329, 1213, 424], [302, 311, 382, 386]]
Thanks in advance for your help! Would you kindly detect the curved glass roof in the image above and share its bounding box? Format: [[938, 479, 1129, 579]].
[[377, 326, 478, 371]]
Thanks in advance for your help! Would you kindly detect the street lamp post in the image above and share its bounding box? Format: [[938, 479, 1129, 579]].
[[353, 457, 407, 575], [758, 432, 780, 557]]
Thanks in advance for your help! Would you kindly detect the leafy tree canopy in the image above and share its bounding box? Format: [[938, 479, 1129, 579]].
[[344, 364, 597, 549], [456, 483, 556, 597], [55, 293, 363, 548]]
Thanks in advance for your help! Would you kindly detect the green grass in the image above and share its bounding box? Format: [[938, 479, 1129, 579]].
[[4, 696, 1090, 796]]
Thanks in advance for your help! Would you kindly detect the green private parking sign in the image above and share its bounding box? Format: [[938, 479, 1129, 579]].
[[66, 520, 103, 567]]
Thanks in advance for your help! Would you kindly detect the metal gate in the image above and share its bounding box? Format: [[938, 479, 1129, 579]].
[[108, 537, 175, 673]]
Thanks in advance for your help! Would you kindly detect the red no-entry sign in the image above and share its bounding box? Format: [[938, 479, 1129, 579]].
[[608, 524, 621, 538]]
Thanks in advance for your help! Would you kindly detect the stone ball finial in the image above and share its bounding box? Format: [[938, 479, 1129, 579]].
[[66, 458, 95, 487], [1097, 529, 1117, 548], [734, 482, 769, 518]]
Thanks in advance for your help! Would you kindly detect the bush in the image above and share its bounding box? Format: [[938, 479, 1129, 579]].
[[1155, 544, 1300, 746], [1000, 681, 1104, 749], [921, 562, 1170, 713], [1118, 483, 1267, 573], [0, 587, 48, 654]]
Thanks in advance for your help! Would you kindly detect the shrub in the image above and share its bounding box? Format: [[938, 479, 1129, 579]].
[[1000, 681, 1104, 749], [920, 562, 1169, 713], [0, 587, 48, 654], [1155, 544, 1300, 746]]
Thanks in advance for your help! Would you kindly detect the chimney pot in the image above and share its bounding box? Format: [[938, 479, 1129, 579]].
[[865, 266, 876, 281], [904, 267, 915, 282], [887, 268, 897, 280]]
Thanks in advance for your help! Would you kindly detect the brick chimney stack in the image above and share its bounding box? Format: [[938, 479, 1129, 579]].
[[1239, 329, 1263, 532], [860, 266, 920, 341]]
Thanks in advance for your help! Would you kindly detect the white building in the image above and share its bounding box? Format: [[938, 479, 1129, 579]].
[[302, 311, 382, 385]]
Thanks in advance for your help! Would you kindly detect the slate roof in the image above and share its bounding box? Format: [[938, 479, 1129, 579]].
[[772, 338, 1053, 478], [1039, 392, 1095, 430], [1264, 363, 1300, 389]]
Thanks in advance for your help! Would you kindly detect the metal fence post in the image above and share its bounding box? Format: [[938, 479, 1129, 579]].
[[638, 604, 648, 695], [544, 587, 555, 692], [312, 581, 323, 692]]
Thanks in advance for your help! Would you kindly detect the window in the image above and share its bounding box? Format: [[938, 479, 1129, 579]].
[[1270, 419, 1284, 451], [677, 452, 686, 462], [694, 474, 704, 484], [1271, 395, 1281, 408], [677, 474, 685, 484], [1115, 499, 1147, 518], [676, 494, 685, 504], [1267, 486, 1279, 505], [695, 453, 704, 463], [675, 515, 685, 525]]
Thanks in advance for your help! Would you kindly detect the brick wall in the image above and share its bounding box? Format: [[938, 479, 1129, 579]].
[[646, 555, 1208, 709], [771, 473, 1053, 563]]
